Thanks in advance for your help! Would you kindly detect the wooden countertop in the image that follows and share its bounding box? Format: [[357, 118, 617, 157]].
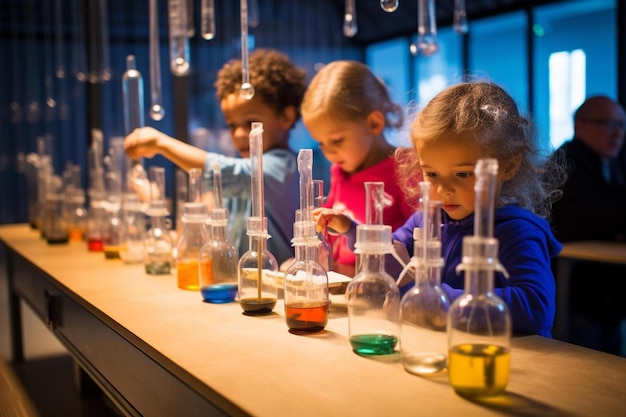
[[2, 224, 626, 416]]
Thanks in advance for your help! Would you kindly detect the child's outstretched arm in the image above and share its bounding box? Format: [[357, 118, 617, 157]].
[[124, 127, 207, 172]]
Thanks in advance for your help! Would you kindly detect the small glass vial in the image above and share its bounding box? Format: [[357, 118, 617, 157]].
[[313, 179, 332, 272], [44, 175, 70, 244], [118, 193, 146, 264], [65, 188, 88, 242], [238, 217, 278, 315], [175, 202, 210, 290], [144, 200, 174, 275], [85, 189, 107, 252], [102, 196, 122, 259], [283, 210, 329, 334], [346, 224, 400, 355], [400, 198, 450, 375], [199, 207, 239, 303]]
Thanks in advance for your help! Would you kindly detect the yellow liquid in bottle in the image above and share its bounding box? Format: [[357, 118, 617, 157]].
[[448, 344, 510, 397], [177, 259, 200, 291]]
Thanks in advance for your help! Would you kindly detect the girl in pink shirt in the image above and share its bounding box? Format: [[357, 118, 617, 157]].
[[301, 60, 415, 276]]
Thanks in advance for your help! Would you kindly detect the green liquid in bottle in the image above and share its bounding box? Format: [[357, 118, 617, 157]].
[[350, 334, 397, 355]]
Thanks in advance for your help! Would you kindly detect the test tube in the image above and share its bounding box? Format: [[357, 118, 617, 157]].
[[473, 159, 498, 239], [248, 0, 259, 27], [249, 122, 264, 218], [364, 182, 385, 225], [298, 149, 314, 215], [149, 0, 165, 120], [168, 0, 190, 76], [343, 0, 357, 37], [186, 0, 195, 37], [380, 0, 398, 13], [188, 168, 202, 203], [122, 55, 145, 135], [212, 162, 223, 208], [240, 0, 255, 99], [200, 0, 216, 40], [453, 0, 469, 34], [411, 0, 438, 57]]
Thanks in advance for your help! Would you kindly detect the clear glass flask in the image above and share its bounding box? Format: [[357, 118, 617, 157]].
[[447, 159, 511, 397], [176, 202, 210, 291], [118, 193, 146, 264], [347, 182, 400, 355], [144, 166, 173, 275], [284, 210, 329, 334], [199, 163, 239, 303], [399, 183, 450, 375], [44, 175, 70, 244], [237, 122, 278, 314]]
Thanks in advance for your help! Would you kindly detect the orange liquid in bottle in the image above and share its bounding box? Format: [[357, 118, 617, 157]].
[[177, 259, 200, 291]]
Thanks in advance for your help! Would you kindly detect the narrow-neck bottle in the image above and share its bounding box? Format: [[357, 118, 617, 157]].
[[144, 201, 173, 275], [346, 224, 400, 355], [199, 208, 239, 303], [175, 202, 210, 290]]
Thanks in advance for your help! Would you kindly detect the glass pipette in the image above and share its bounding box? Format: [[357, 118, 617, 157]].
[[240, 0, 255, 99], [188, 168, 202, 203], [212, 162, 223, 209], [201, 0, 216, 40], [343, 0, 358, 37], [149, 0, 165, 120]]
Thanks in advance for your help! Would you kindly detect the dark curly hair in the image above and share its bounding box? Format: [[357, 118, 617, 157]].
[[214, 48, 307, 127]]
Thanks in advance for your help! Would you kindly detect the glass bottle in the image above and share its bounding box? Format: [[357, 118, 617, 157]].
[[238, 217, 278, 314], [199, 207, 239, 303], [44, 175, 70, 244], [102, 195, 122, 259], [237, 122, 278, 314], [65, 188, 88, 242], [85, 189, 107, 251], [118, 192, 146, 264], [447, 159, 511, 397], [144, 166, 173, 275], [346, 223, 400, 355], [175, 202, 210, 291], [400, 183, 450, 375], [284, 210, 329, 334]]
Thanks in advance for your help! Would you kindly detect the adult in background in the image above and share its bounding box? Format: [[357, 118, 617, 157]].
[[550, 95, 626, 355]]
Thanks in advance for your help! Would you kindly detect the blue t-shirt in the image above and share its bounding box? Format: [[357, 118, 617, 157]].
[[203, 149, 299, 264]]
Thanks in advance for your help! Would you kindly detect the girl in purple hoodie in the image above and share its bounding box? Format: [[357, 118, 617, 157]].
[[314, 81, 564, 337]]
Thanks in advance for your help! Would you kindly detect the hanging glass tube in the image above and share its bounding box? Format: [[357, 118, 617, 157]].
[[240, 0, 255, 99], [168, 0, 190, 76], [380, 0, 399, 13], [411, 0, 438, 57], [122, 55, 145, 135], [453, 0, 469, 34], [188, 168, 202, 203], [186, 0, 195, 37], [149, 0, 165, 120], [200, 0, 216, 40], [343, 0, 358, 37], [97, 0, 112, 82], [70, 0, 87, 82], [248, 0, 259, 28]]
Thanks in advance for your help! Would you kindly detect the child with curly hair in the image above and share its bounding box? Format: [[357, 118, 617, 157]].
[[315, 81, 564, 336], [124, 49, 307, 264]]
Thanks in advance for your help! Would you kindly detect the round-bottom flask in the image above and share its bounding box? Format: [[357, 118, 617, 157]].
[[347, 224, 400, 355], [238, 217, 278, 315], [283, 214, 329, 334], [447, 236, 511, 397]]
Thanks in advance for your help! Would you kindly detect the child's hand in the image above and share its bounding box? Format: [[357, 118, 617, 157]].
[[124, 127, 163, 159], [312, 208, 352, 234]]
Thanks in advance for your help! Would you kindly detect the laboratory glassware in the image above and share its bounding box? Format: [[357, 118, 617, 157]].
[[199, 163, 239, 303], [239, 0, 255, 99], [447, 159, 511, 397], [411, 0, 438, 56], [346, 182, 400, 355], [380, 0, 399, 13], [200, 0, 216, 40], [283, 150, 329, 334], [343, 0, 357, 37], [144, 166, 174, 275], [44, 175, 70, 245], [453, 0, 469, 35], [399, 182, 450, 375], [168, 0, 190, 76], [118, 193, 146, 264], [149, 0, 165, 120], [176, 202, 210, 290], [238, 123, 278, 314]]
